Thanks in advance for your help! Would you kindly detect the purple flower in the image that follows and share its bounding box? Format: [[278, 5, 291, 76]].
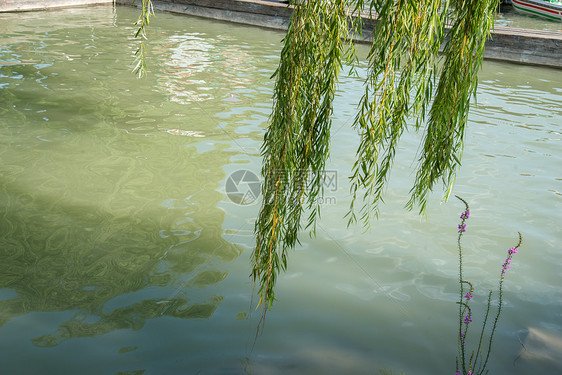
[[502, 264, 510, 274], [458, 224, 466, 233], [456, 371, 461, 375], [460, 210, 470, 220], [464, 292, 473, 300], [502, 247, 519, 274], [464, 315, 472, 325]]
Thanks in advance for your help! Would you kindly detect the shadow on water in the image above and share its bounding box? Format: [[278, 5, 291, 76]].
[[0, 139, 242, 345], [0, 7, 255, 348]]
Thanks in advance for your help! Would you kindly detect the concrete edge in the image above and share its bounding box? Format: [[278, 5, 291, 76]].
[[0, 0, 113, 12], [140, 1, 291, 31]]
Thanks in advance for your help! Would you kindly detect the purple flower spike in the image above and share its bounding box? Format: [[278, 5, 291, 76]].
[[464, 292, 473, 300], [460, 210, 470, 220], [502, 246, 519, 275], [458, 224, 466, 233], [464, 315, 472, 325]]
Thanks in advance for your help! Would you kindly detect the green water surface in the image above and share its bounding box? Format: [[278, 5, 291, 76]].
[[0, 5, 561, 375]]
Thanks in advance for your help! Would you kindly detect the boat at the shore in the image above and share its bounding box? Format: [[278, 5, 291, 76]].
[[511, 0, 562, 21]]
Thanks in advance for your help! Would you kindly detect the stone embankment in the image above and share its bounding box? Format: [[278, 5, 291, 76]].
[[1, 0, 560, 69]]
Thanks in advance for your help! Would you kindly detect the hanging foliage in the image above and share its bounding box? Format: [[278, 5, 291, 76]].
[[132, 0, 154, 77], [252, 0, 498, 319], [252, 0, 350, 316], [132, 0, 499, 323]]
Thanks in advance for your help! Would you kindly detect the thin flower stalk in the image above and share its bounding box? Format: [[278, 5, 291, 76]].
[[454, 196, 523, 375]]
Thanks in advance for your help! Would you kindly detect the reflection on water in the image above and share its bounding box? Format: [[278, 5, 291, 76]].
[[0, 4, 561, 375], [154, 34, 253, 103]]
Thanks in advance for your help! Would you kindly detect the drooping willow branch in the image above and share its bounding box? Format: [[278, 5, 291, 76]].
[[349, 0, 447, 226], [252, 0, 350, 317], [130, 0, 499, 322], [407, 0, 498, 213], [253, 0, 498, 318], [132, 0, 154, 77]]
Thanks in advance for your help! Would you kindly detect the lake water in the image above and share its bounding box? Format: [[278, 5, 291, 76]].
[[0, 5, 560, 375], [497, 4, 562, 31]]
